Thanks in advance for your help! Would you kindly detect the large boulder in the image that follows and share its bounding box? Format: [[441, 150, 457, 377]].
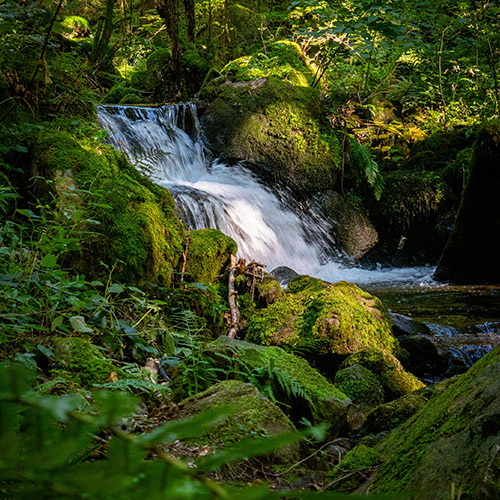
[[172, 336, 351, 438], [356, 346, 500, 499], [32, 129, 184, 286], [434, 121, 500, 283], [246, 276, 396, 377], [174, 380, 300, 464], [202, 77, 341, 194]]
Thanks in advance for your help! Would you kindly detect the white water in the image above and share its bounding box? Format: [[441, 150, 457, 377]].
[[97, 104, 435, 286]]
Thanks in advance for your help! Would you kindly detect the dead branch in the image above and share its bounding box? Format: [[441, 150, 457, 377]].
[[228, 254, 240, 338]]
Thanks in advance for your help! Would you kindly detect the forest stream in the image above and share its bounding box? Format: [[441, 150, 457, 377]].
[[98, 103, 500, 377]]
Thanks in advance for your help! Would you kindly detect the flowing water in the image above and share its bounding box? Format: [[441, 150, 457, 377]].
[[97, 103, 500, 370]]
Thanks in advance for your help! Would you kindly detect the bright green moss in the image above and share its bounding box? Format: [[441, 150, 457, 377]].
[[325, 444, 383, 492], [33, 128, 184, 285], [183, 228, 237, 283], [220, 41, 314, 87], [340, 348, 425, 401], [334, 364, 384, 407], [172, 337, 350, 437], [52, 337, 115, 387], [247, 277, 396, 357]]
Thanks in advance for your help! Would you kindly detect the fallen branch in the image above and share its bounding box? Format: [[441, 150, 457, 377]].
[[227, 254, 240, 339]]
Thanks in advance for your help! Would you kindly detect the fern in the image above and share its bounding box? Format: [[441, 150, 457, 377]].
[[351, 140, 385, 200]]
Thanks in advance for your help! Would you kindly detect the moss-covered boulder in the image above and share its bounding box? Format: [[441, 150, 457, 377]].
[[218, 41, 315, 87], [32, 128, 184, 285], [51, 336, 116, 386], [174, 380, 300, 463], [334, 364, 385, 431], [340, 348, 425, 402], [361, 386, 435, 437], [434, 121, 500, 284], [359, 346, 500, 499], [183, 228, 237, 283], [202, 77, 341, 194], [172, 336, 351, 438], [246, 276, 396, 373]]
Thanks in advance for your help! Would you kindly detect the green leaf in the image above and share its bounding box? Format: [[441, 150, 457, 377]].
[[12, 144, 28, 153], [37, 344, 54, 357], [16, 208, 40, 219], [41, 254, 57, 268], [108, 283, 124, 294], [91, 280, 104, 286], [51, 315, 64, 331], [69, 316, 93, 333], [30, 393, 84, 423]]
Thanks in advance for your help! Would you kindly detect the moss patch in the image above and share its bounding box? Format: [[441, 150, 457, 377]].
[[51, 336, 115, 387], [183, 228, 237, 283], [364, 346, 500, 499], [172, 336, 351, 438], [247, 276, 396, 358], [202, 77, 341, 194], [340, 348, 425, 402], [175, 380, 299, 463], [33, 128, 184, 285]]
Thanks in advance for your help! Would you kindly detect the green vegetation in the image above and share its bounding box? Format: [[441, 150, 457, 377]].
[[1, 0, 499, 497], [247, 276, 396, 358]]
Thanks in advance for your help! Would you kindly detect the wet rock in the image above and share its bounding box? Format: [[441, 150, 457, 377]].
[[398, 335, 449, 379], [390, 313, 432, 337], [434, 121, 500, 283], [270, 266, 299, 288], [323, 192, 378, 260], [357, 346, 500, 499]]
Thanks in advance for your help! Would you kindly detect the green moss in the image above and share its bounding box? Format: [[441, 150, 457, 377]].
[[183, 228, 237, 283], [51, 337, 115, 386], [247, 278, 395, 357], [340, 348, 424, 401], [203, 77, 341, 194], [365, 347, 500, 497], [175, 380, 299, 463], [325, 444, 383, 492], [118, 93, 142, 105], [220, 41, 314, 87], [172, 337, 350, 437], [334, 364, 384, 407], [33, 128, 184, 285], [361, 386, 434, 436]]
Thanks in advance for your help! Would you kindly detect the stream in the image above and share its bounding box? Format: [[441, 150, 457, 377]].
[[97, 103, 500, 375]]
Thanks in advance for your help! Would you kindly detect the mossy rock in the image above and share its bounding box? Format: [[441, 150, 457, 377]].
[[361, 346, 500, 499], [118, 93, 142, 105], [183, 228, 237, 283], [218, 40, 315, 88], [325, 444, 383, 492], [340, 348, 425, 402], [334, 364, 385, 431], [32, 128, 184, 285], [361, 386, 435, 437], [172, 336, 351, 438], [334, 364, 384, 408], [175, 380, 300, 464], [246, 276, 396, 366], [236, 272, 283, 308], [51, 336, 116, 387], [202, 77, 341, 194]]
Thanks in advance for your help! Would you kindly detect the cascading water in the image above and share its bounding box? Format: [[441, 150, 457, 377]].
[[97, 103, 434, 285]]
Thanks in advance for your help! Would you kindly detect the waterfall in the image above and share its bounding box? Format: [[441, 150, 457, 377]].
[[97, 103, 435, 285]]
